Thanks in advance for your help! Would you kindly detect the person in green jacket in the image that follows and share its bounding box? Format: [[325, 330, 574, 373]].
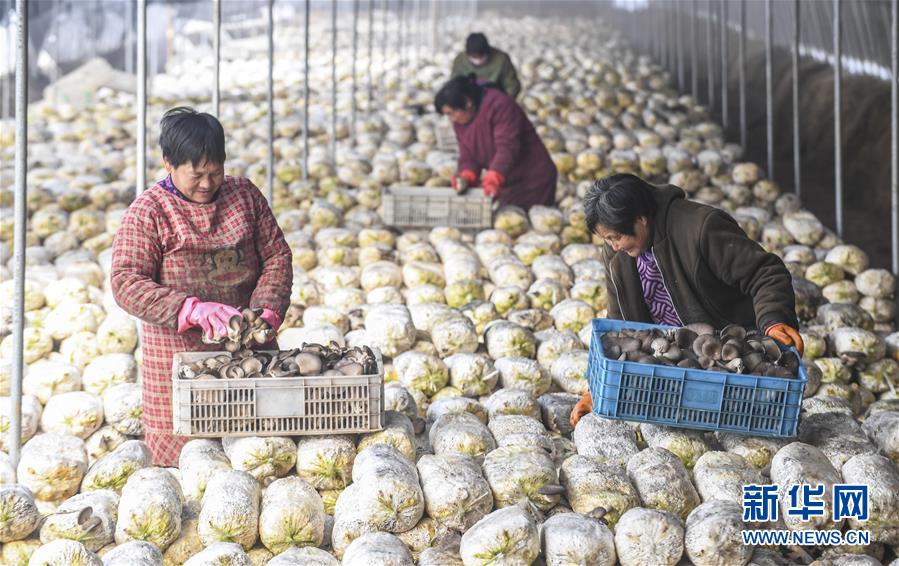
[[570, 174, 804, 427], [451, 33, 521, 99]]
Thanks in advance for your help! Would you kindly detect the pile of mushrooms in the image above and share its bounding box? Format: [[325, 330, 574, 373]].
[[600, 323, 801, 378], [178, 342, 379, 380]]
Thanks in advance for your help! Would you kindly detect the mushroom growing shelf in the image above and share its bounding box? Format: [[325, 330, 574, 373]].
[[586, 319, 807, 437]]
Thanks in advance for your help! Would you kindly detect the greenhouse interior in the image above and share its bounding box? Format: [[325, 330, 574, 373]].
[[2, 0, 899, 564]]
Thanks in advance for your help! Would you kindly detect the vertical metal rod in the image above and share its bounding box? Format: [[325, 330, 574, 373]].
[[212, 0, 221, 116], [676, 3, 684, 91], [707, 0, 715, 110], [266, 0, 274, 203], [662, 3, 667, 72], [397, 0, 404, 85], [136, 0, 147, 196], [657, 2, 663, 64], [668, 3, 674, 74], [2, 21, 10, 120], [892, 0, 898, 275], [331, 0, 338, 165], [792, 0, 801, 197], [739, 0, 747, 150], [662, 3, 669, 72], [765, 0, 774, 178], [367, 0, 374, 112], [429, 0, 437, 55], [351, 0, 359, 145], [414, 0, 421, 65], [303, 0, 310, 181], [10, 0, 28, 478], [721, 0, 729, 128], [834, 0, 843, 236], [691, 0, 698, 98], [381, 0, 388, 96]]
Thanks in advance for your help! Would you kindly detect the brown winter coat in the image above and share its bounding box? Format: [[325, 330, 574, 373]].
[[602, 185, 798, 331]]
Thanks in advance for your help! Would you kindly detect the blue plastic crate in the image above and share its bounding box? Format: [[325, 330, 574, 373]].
[[586, 318, 807, 437]]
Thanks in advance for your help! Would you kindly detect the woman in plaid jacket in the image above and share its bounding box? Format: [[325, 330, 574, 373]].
[[110, 107, 292, 466]]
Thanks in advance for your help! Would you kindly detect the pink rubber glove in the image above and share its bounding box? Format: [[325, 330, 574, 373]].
[[177, 297, 242, 339], [259, 308, 282, 332]]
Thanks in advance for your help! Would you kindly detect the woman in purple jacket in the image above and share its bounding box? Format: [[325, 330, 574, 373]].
[[434, 75, 557, 210]]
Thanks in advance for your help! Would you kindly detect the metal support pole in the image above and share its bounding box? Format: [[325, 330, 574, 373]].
[[136, 0, 147, 196], [834, 0, 843, 236], [765, 0, 774, 178], [721, 0, 729, 128], [429, 0, 437, 55], [892, 0, 898, 275], [303, 0, 310, 181], [707, 0, 715, 110], [331, 0, 338, 165], [212, 0, 221, 116], [739, 0, 747, 150], [266, 0, 274, 203], [691, 0, 698, 98], [792, 0, 801, 196], [397, 0, 404, 85], [676, 3, 684, 91], [10, 0, 28, 478], [381, 0, 388, 96], [1, 25, 9, 120], [351, 0, 359, 145], [657, 2, 663, 64], [664, 3, 671, 73], [414, 0, 421, 65], [367, 0, 374, 112]]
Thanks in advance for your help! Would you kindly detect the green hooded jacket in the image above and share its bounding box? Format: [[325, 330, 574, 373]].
[[601, 184, 799, 331], [451, 47, 521, 99]]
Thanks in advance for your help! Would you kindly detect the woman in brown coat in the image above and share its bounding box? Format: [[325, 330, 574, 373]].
[[570, 174, 803, 426]]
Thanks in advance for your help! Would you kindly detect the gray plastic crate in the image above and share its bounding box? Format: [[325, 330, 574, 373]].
[[172, 350, 384, 438], [382, 186, 493, 229]]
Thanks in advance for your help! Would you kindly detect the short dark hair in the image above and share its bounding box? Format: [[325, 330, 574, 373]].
[[465, 33, 490, 56], [434, 75, 484, 113], [159, 106, 226, 168], [584, 174, 658, 236]]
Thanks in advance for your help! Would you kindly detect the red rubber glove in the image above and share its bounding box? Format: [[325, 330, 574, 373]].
[[259, 308, 282, 332], [177, 297, 242, 339], [570, 391, 592, 428], [765, 323, 804, 356], [481, 169, 505, 198], [451, 169, 478, 192]]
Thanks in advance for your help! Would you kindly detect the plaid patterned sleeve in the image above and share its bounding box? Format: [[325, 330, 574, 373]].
[[110, 194, 188, 328], [246, 181, 293, 319]]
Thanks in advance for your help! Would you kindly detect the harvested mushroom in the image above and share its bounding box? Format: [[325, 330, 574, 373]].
[[296, 353, 324, 376], [598, 326, 798, 378]]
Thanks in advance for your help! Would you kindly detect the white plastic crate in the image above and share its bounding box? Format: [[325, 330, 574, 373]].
[[435, 123, 459, 154], [172, 350, 384, 437], [382, 186, 493, 229]]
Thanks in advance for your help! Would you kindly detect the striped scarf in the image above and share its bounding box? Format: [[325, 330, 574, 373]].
[[636, 249, 683, 326]]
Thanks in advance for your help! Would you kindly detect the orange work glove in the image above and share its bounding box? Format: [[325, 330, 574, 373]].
[[451, 169, 478, 192], [765, 323, 804, 356], [481, 169, 505, 198], [570, 391, 592, 428]]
